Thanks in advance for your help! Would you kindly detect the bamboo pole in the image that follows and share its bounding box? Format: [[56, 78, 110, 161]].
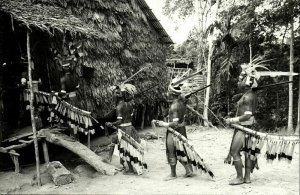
[[27, 30, 41, 186]]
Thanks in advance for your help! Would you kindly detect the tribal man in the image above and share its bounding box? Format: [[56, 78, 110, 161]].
[[59, 64, 79, 105], [224, 62, 260, 185], [153, 78, 194, 180], [224, 58, 299, 185], [105, 83, 141, 175]]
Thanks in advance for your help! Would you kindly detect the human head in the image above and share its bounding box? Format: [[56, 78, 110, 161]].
[[237, 64, 254, 90], [168, 77, 184, 100], [237, 61, 269, 90], [111, 85, 122, 99], [111, 83, 137, 102]]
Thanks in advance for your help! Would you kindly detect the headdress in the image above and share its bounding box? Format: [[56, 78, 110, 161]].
[[239, 57, 269, 88], [168, 77, 185, 95], [119, 83, 137, 96], [168, 68, 206, 97], [240, 56, 298, 88]]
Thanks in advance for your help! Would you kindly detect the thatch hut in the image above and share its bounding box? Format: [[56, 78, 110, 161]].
[[0, 0, 173, 140]]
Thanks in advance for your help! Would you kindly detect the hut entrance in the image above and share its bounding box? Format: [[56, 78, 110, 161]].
[[0, 12, 52, 141], [0, 12, 29, 139]]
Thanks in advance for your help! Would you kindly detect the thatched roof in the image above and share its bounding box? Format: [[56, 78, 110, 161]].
[[0, 0, 114, 40], [0, 0, 172, 44], [0, 0, 172, 117]]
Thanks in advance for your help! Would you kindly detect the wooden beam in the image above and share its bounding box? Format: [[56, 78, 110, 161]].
[[3, 142, 33, 150], [19, 139, 33, 144], [2, 132, 33, 143], [40, 129, 118, 176]]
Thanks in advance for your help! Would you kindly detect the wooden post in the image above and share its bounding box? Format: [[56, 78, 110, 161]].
[[87, 132, 91, 149], [42, 140, 49, 164], [10, 150, 20, 173], [27, 30, 41, 186], [140, 104, 146, 130]]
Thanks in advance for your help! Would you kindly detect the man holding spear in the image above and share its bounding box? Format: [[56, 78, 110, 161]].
[[153, 71, 214, 180], [224, 57, 299, 185], [105, 83, 143, 175]]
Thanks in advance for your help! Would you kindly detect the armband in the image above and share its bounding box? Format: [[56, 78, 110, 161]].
[[117, 116, 123, 120], [244, 111, 252, 115], [172, 118, 179, 122], [230, 117, 240, 123], [158, 121, 169, 127]]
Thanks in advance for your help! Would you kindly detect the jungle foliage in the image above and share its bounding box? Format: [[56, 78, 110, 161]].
[[164, 0, 300, 131]]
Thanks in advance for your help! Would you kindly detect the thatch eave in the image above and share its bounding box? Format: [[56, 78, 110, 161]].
[[0, 0, 121, 41]]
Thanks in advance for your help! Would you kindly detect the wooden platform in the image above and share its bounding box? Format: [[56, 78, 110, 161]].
[[0, 126, 37, 173], [39, 129, 118, 176], [0, 126, 58, 173]]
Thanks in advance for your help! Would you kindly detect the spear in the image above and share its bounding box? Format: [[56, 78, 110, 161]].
[[171, 68, 205, 86], [121, 64, 152, 85], [135, 84, 159, 97], [184, 84, 211, 99], [252, 81, 294, 91]]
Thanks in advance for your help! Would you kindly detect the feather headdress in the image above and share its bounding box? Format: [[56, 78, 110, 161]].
[[240, 56, 298, 88], [168, 69, 205, 95]]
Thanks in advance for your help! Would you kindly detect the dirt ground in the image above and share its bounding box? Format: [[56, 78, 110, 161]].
[[0, 126, 299, 194]]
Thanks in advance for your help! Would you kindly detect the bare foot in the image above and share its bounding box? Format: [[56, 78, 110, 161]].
[[184, 172, 196, 178], [229, 178, 244, 185], [123, 170, 135, 175], [244, 178, 251, 184], [102, 158, 111, 164], [163, 175, 177, 181]]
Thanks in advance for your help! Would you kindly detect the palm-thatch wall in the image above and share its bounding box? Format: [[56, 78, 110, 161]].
[[0, 0, 172, 130]]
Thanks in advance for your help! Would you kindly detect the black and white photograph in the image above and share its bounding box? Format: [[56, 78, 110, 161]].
[[0, 0, 299, 194]]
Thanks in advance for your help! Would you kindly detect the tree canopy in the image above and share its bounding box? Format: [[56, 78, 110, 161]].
[[164, 0, 300, 131]]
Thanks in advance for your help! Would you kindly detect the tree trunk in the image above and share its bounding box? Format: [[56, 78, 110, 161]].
[[295, 75, 300, 135], [203, 0, 220, 126], [0, 13, 4, 145], [287, 18, 294, 134], [27, 31, 41, 186], [40, 129, 118, 176], [203, 38, 213, 126]]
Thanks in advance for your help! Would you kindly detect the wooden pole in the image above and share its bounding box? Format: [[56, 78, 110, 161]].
[[42, 140, 49, 164], [27, 30, 41, 186], [87, 132, 91, 149], [140, 104, 146, 130]]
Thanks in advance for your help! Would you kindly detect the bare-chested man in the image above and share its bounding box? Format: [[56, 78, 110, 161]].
[[59, 64, 79, 105], [105, 84, 140, 175], [154, 79, 194, 180], [224, 63, 259, 185]]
